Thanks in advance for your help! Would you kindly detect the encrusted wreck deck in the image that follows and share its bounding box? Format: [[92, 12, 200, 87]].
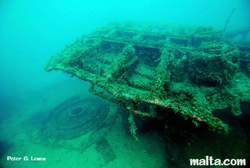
[[44, 21, 250, 137]]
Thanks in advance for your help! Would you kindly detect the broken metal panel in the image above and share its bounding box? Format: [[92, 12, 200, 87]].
[[44, 21, 250, 135]]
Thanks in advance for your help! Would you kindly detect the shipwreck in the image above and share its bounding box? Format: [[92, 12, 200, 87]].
[[44, 21, 250, 139]]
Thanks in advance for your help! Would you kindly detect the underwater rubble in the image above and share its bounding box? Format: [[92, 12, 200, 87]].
[[44, 21, 250, 139]]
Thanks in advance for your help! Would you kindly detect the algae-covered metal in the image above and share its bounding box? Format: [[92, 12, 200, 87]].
[[44, 21, 250, 135]]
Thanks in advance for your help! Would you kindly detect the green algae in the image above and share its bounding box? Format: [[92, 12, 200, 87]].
[[44, 21, 250, 136]]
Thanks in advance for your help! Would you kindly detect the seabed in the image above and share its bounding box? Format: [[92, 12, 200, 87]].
[[1, 21, 250, 168]]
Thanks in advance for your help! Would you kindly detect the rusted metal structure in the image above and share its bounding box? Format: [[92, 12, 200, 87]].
[[44, 21, 250, 137]]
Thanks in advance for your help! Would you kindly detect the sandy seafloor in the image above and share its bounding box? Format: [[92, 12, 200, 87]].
[[0, 78, 168, 168], [1, 75, 250, 168]]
